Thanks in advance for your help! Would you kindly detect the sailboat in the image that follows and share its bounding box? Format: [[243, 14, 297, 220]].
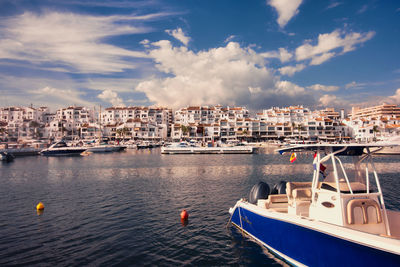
[[86, 106, 126, 153]]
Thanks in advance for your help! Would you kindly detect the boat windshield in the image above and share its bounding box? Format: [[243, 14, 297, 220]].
[[319, 156, 376, 194], [52, 141, 68, 148]]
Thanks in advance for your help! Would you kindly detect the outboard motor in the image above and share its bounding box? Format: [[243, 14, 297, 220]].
[[249, 182, 270, 204], [271, 180, 287, 195]]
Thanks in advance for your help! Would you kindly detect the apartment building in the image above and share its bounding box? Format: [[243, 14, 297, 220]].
[[101, 107, 172, 140], [254, 106, 348, 142], [343, 104, 400, 142], [171, 105, 250, 141], [0, 106, 50, 141]]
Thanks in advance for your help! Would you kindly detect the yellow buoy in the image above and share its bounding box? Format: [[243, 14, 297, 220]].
[[36, 202, 44, 211]]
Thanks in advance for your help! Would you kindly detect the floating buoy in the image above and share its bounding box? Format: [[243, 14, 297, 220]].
[[180, 209, 189, 220], [36, 202, 44, 211]]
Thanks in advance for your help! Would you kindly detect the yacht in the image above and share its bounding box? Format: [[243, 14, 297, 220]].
[[40, 141, 87, 156]]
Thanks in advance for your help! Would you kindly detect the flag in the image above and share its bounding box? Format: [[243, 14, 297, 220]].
[[290, 152, 297, 163]]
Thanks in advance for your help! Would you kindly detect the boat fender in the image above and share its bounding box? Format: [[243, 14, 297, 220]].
[[249, 182, 270, 204], [271, 180, 287, 195]]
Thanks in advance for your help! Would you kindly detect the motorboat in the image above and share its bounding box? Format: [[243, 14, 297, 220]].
[[86, 143, 123, 153], [40, 141, 87, 156], [374, 136, 400, 154], [0, 151, 15, 162], [228, 144, 400, 266], [161, 142, 253, 154]]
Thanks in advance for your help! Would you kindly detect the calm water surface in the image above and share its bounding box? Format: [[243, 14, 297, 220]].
[[1, 148, 399, 266]]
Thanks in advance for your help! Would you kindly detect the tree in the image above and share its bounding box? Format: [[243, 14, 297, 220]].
[[297, 123, 303, 140], [181, 125, 192, 137], [372, 125, 379, 142]]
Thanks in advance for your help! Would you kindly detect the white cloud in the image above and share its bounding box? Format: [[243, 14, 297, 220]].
[[279, 64, 306, 76], [140, 39, 151, 48], [0, 11, 152, 74], [345, 81, 366, 90], [261, 47, 292, 63], [165, 28, 190, 46], [248, 86, 262, 94], [268, 0, 303, 28], [278, 48, 293, 62], [388, 89, 400, 104], [319, 94, 347, 107], [308, 84, 339, 92], [224, 35, 236, 43], [295, 30, 375, 65], [274, 80, 305, 96], [30, 86, 93, 108], [98, 90, 125, 107], [309, 52, 335, 65], [358, 5, 368, 14], [326, 2, 342, 9], [136, 40, 315, 109]]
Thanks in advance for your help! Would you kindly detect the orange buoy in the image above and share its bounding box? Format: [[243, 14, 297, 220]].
[[36, 202, 44, 211], [180, 209, 189, 220]]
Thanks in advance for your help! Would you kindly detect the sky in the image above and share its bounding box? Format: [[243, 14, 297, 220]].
[[0, 0, 399, 112]]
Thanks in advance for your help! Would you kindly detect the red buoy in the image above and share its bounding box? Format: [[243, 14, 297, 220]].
[[180, 209, 189, 220]]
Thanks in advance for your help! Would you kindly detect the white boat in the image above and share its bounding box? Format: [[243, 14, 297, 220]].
[[40, 141, 87, 156], [374, 136, 400, 154], [86, 143, 123, 153], [228, 144, 400, 266], [161, 142, 253, 154]]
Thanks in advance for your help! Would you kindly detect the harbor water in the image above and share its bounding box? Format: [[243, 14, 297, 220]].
[[1, 148, 400, 266]]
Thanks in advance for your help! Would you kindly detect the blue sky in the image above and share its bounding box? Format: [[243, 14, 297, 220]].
[[0, 0, 399, 112]]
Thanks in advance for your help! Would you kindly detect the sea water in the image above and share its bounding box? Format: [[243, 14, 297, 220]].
[[0, 148, 399, 266]]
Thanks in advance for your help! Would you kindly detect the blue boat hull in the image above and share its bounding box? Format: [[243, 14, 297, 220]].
[[231, 206, 400, 266]]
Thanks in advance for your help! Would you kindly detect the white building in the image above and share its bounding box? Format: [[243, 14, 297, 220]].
[[343, 104, 400, 142]]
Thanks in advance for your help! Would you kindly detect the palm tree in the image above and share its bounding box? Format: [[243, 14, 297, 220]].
[[372, 125, 379, 142], [181, 125, 188, 136], [297, 123, 303, 140]]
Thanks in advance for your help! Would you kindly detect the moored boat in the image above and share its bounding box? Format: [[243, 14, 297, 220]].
[[40, 141, 87, 156], [0, 151, 15, 162], [86, 143, 125, 153], [161, 142, 253, 154], [228, 144, 400, 266]]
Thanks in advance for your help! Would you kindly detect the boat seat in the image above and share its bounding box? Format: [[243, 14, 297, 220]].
[[293, 188, 312, 201], [264, 194, 288, 212], [286, 182, 312, 206], [347, 199, 382, 225]]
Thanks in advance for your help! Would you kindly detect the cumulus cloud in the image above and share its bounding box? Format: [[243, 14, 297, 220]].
[[165, 28, 190, 46], [295, 30, 375, 65], [308, 84, 339, 92], [98, 89, 125, 107], [274, 80, 305, 96], [0, 11, 155, 74], [268, 0, 303, 28], [319, 94, 348, 108], [136, 40, 316, 109], [279, 64, 306, 76], [388, 89, 400, 104]]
